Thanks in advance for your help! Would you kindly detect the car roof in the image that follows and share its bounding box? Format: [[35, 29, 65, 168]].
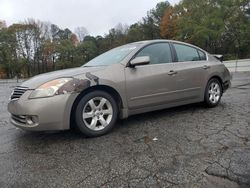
[[130, 39, 182, 45], [130, 39, 207, 53]]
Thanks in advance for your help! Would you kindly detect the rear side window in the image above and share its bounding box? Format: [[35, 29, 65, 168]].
[[136, 43, 172, 64], [173, 43, 200, 62], [198, 50, 207, 60]]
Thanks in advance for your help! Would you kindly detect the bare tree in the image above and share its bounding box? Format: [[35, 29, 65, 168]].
[[74, 26, 88, 42], [115, 23, 129, 35], [0, 20, 7, 29]]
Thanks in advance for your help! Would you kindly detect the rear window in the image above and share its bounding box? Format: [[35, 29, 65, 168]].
[[173, 43, 203, 62], [198, 50, 207, 60]]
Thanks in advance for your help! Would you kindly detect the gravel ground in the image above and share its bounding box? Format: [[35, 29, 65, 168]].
[[0, 72, 249, 188]]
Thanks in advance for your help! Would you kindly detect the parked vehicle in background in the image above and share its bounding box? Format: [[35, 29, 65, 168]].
[[8, 40, 231, 137]]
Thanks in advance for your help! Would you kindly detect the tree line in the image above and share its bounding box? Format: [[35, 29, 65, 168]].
[[0, 0, 249, 78]]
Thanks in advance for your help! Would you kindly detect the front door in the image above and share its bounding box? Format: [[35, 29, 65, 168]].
[[125, 42, 178, 110]]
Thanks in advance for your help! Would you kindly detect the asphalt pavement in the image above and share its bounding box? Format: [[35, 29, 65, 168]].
[[0, 72, 249, 188]]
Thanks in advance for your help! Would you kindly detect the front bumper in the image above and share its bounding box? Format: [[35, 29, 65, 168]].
[[8, 90, 78, 131]]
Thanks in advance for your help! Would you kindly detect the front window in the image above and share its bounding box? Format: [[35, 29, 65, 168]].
[[83, 44, 139, 67], [135, 43, 173, 64]]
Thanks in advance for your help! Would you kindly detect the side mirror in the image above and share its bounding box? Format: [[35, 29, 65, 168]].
[[130, 56, 150, 67], [212, 54, 224, 62]]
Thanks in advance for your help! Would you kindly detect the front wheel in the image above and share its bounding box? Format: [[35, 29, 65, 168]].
[[75, 90, 118, 137], [204, 78, 222, 107]]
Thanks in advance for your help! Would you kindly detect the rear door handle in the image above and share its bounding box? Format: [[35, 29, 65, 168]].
[[203, 65, 211, 70], [168, 70, 178, 75]]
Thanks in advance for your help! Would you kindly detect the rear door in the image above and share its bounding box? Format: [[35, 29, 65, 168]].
[[170, 42, 209, 101]]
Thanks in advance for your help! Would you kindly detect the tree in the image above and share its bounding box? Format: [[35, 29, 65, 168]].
[[115, 23, 129, 35], [220, 0, 250, 58], [173, 0, 250, 58], [0, 27, 18, 78], [75, 26, 88, 42], [40, 39, 56, 72], [126, 23, 144, 42], [0, 20, 7, 29], [150, 1, 171, 26], [1, 0, 250, 78], [160, 6, 178, 39], [8, 23, 36, 77]]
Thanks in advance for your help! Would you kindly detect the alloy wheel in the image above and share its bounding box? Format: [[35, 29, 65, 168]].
[[82, 97, 113, 131], [208, 82, 221, 104]]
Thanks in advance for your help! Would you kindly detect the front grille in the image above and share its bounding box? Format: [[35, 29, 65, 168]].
[[11, 86, 29, 100], [11, 114, 27, 125]]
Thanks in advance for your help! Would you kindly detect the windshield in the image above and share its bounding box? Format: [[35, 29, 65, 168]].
[[83, 44, 139, 67]]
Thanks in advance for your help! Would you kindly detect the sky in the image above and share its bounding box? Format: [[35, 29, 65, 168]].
[[0, 0, 180, 36]]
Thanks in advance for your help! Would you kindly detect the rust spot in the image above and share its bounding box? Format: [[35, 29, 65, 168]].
[[86, 72, 99, 85]]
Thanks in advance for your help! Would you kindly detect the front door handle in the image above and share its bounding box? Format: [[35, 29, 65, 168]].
[[203, 65, 211, 70], [168, 70, 178, 75]]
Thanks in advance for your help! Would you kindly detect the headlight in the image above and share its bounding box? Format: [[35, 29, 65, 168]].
[[29, 78, 73, 99]]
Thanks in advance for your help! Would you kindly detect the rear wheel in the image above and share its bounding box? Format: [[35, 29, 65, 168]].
[[204, 78, 222, 107], [75, 90, 118, 137]]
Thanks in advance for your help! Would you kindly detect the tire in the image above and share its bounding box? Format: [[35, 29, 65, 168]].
[[75, 90, 118, 137], [204, 78, 222, 108]]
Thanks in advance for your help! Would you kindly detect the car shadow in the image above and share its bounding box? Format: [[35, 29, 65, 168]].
[[14, 102, 214, 144], [117, 102, 206, 126]]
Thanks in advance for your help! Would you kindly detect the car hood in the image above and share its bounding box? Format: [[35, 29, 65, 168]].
[[21, 66, 105, 89]]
